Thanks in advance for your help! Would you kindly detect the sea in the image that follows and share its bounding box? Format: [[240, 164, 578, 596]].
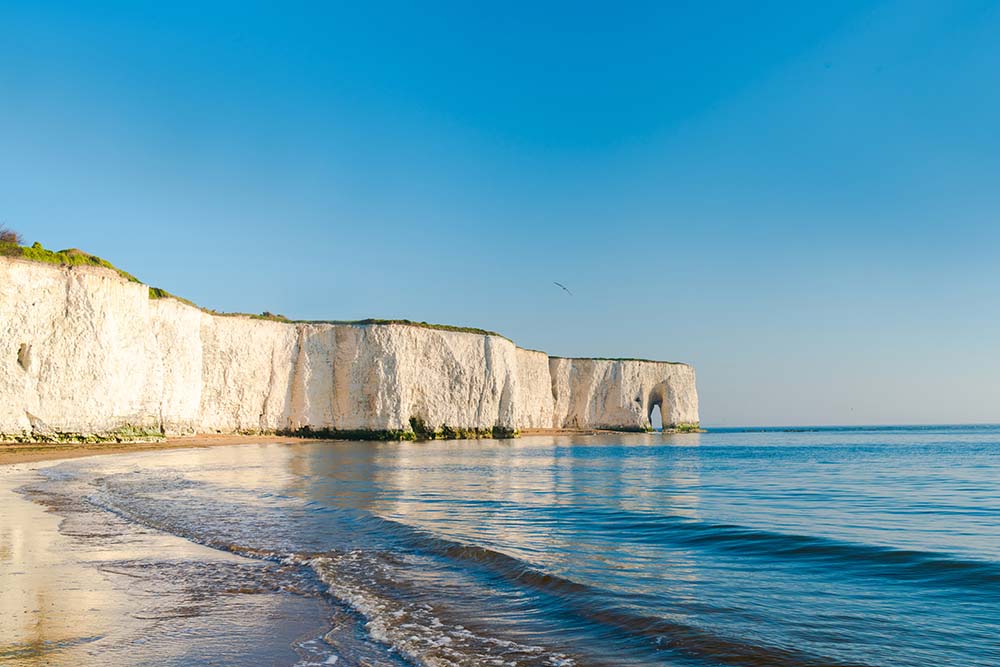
[[9, 425, 1000, 666]]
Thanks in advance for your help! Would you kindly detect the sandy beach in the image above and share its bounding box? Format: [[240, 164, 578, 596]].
[[0, 433, 309, 465], [0, 450, 336, 666], [0, 429, 619, 466]]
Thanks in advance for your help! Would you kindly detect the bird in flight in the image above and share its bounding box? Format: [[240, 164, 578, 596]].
[[553, 281, 573, 296]]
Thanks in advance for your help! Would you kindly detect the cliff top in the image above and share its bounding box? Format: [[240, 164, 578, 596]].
[[0, 238, 686, 364], [2, 241, 142, 283], [548, 355, 690, 366], [0, 239, 508, 339]]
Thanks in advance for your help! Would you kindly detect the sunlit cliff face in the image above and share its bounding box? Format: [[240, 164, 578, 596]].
[[0, 257, 698, 440]]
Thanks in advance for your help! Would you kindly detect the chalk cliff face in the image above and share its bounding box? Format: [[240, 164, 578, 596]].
[[550, 357, 699, 431], [0, 257, 698, 440]]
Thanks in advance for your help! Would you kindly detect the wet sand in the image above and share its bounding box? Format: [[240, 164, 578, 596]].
[[0, 433, 307, 465], [0, 429, 612, 465], [0, 431, 605, 664], [0, 459, 334, 666]]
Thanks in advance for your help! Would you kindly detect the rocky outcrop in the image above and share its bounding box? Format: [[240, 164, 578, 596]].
[[0, 257, 698, 440], [550, 357, 699, 431]]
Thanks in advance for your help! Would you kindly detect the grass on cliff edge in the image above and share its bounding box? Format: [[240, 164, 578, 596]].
[[1, 239, 506, 339], [548, 355, 689, 365], [231, 316, 507, 339], [2, 240, 141, 283]]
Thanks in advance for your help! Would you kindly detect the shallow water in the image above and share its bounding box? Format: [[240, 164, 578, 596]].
[[6, 425, 1000, 666]]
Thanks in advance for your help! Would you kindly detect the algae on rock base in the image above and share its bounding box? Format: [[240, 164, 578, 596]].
[[285, 419, 520, 442], [0, 425, 166, 444], [670, 422, 702, 433]]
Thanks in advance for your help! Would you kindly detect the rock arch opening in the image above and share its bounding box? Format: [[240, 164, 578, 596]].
[[646, 382, 670, 432], [650, 403, 663, 432]]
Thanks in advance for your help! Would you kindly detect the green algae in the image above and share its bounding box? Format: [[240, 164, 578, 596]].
[[286, 419, 519, 442], [0, 425, 165, 444]]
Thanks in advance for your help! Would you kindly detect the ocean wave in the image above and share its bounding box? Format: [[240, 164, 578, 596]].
[[339, 535, 876, 667], [82, 473, 862, 667], [308, 550, 580, 667], [305, 546, 876, 667], [50, 459, 1000, 667], [444, 501, 1000, 591], [615, 514, 1000, 589]]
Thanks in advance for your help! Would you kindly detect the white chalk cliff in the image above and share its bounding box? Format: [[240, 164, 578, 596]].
[[0, 257, 698, 440]]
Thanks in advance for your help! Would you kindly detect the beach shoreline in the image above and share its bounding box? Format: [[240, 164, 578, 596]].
[[0, 429, 604, 466], [0, 455, 334, 666], [0, 433, 308, 465], [0, 426, 702, 466]]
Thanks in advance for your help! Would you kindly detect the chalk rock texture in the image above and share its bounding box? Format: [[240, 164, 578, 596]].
[[549, 357, 699, 431], [0, 257, 698, 439]]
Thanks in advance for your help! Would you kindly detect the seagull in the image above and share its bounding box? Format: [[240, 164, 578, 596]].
[[553, 281, 573, 296]]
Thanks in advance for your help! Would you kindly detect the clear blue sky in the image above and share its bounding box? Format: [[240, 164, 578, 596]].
[[2, 1, 998, 426]]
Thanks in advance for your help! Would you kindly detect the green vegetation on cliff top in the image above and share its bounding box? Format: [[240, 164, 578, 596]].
[[0, 237, 689, 357], [2, 239, 141, 283], [549, 355, 689, 365], [1, 237, 505, 338]]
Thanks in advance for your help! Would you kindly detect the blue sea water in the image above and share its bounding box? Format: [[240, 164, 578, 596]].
[[23, 425, 1000, 666]]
